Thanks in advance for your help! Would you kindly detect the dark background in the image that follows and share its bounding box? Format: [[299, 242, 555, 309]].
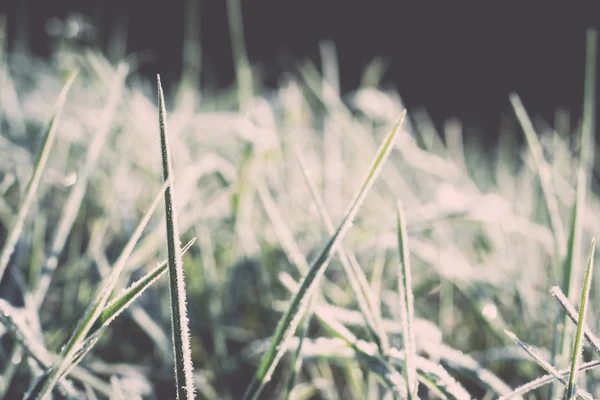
[[0, 1, 598, 141]]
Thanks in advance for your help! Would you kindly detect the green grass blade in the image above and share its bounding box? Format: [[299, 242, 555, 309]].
[[395, 200, 418, 398], [242, 112, 406, 400], [566, 239, 595, 399], [0, 69, 78, 284], [157, 74, 196, 400]]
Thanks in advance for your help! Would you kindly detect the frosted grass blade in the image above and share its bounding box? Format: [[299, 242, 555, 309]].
[[0, 70, 78, 284], [157, 74, 196, 400], [242, 112, 406, 400]]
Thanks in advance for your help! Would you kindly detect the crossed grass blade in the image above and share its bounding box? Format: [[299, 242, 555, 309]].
[[242, 111, 406, 400], [500, 360, 600, 399], [504, 330, 593, 400]]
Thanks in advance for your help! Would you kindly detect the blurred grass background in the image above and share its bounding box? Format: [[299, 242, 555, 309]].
[[0, 2, 599, 399]]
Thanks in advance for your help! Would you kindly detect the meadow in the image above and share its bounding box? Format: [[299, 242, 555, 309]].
[[0, 11, 598, 400]]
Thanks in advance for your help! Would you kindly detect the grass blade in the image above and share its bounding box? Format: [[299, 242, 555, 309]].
[[566, 239, 595, 399], [0, 69, 78, 284], [395, 200, 418, 398], [242, 111, 406, 400], [157, 74, 196, 400]]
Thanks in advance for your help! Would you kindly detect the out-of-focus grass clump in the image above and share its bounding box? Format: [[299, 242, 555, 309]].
[[0, 9, 599, 399]]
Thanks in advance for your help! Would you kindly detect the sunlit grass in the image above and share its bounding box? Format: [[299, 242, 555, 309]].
[[0, 18, 598, 400]]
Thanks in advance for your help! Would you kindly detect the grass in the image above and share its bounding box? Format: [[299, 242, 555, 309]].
[[0, 10, 599, 400]]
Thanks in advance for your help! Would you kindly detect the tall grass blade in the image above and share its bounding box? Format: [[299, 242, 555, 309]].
[[0, 70, 78, 284], [242, 112, 406, 400], [395, 200, 418, 398], [566, 239, 595, 399], [157, 74, 196, 400]]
